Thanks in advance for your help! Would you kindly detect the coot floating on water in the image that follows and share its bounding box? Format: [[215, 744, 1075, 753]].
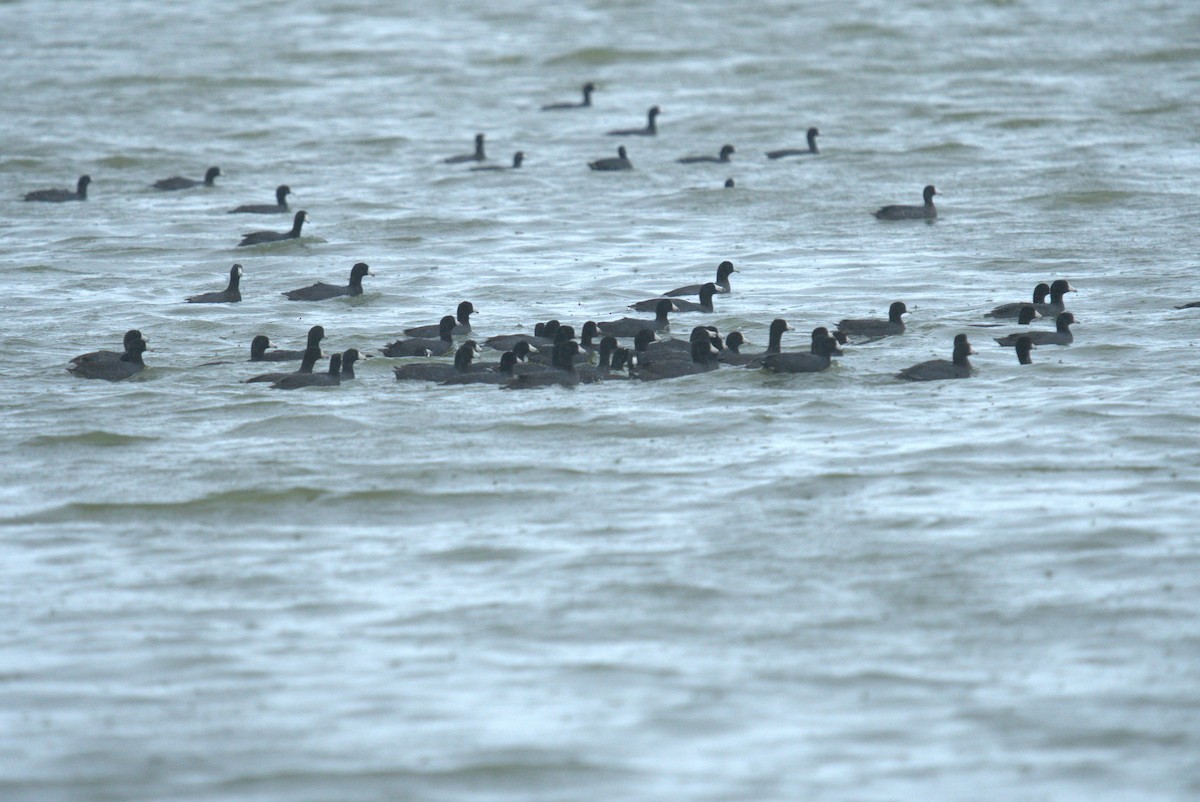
[[766, 127, 820, 159], [25, 174, 90, 202], [607, 106, 660, 136], [444, 134, 486, 164], [873, 185, 938, 221], [678, 144, 735, 164], [154, 167, 221, 190], [541, 82, 595, 111], [588, 146, 633, 171], [187, 264, 243, 304], [238, 210, 308, 246], [228, 185, 291, 214], [897, 334, 975, 381], [282, 262, 371, 301]]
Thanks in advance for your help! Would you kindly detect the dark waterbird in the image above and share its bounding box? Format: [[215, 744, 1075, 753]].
[[444, 134, 486, 164], [504, 341, 582, 389], [897, 334, 975, 381], [837, 301, 908, 340], [244, 339, 323, 383], [541, 82, 595, 111], [664, 260, 737, 297], [186, 264, 242, 304], [766, 127, 820, 159], [238, 210, 308, 247], [70, 329, 143, 368], [1031, 279, 1076, 316], [635, 332, 721, 381], [383, 315, 457, 357], [873, 185, 938, 221], [987, 283, 1051, 319], [725, 318, 794, 368], [1014, 336, 1035, 365], [762, 329, 842, 374], [607, 105, 660, 136], [598, 299, 673, 338], [253, 325, 325, 362], [441, 351, 521, 385], [154, 166, 221, 190], [678, 144, 735, 164], [588, 146, 633, 171], [24, 174, 90, 202], [394, 341, 480, 382], [996, 312, 1076, 347], [228, 185, 291, 214], [471, 152, 523, 171], [631, 283, 719, 314], [68, 336, 147, 381], [272, 353, 342, 390], [406, 302, 477, 337], [283, 262, 372, 301]]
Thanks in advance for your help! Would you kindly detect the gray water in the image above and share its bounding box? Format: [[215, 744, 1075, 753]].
[[3, 0, 1200, 799]]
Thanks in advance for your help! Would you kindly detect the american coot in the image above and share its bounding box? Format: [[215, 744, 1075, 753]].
[[607, 106, 660, 136], [973, 306, 1041, 328], [273, 353, 342, 390], [588, 146, 632, 171], [541, 82, 596, 111], [69, 336, 147, 381], [664, 260, 737, 297], [70, 329, 143, 368], [244, 341, 323, 383], [996, 312, 1076, 347], [598, 299, 673, 338], [1177, 301, 1200, 310], [395, 341, 480, 382], [471, 152, 523, 172], [637, 326, 722, 366], [253, 326, 325, 362], [873, 185, 938, 221], [762, 329, 842, 374], [987, 283, 1051, 318], [574, 336, 621, 383], [632, 283, 719, 313], [1032, 279, 1076, 316], [25, 174, 91, 202], [724, 178, 736, 188], [897, 334, 975, 381], [485, 322, 554, 353], [441, 351, 520, 385], [444, 134, 486, 164], [187, 264, 243, 304], [1014, 336, 1035, 365], [238, 210, 308, 247], [283, 262, 372, 301], [154, 167, 221, 191], [636, 335, 721, 382], [228, 185, 291, 214], [504, 341, 582, 389], [727, 318, 794, 368], [766, 127, 821, 159], [837, 301, 908, 340], [406, 302, 477, 337], [678, 144, 735, 164], [383, 315, 457, 357], [339, 349, 363, 379], [719, 331, 752, 365]]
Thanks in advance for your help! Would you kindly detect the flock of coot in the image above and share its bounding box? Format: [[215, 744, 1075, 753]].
[[25, 80, 1095, 389]]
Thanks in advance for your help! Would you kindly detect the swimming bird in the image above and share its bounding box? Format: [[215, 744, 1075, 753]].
[[1014, 336, 1034, 365], [762, 329, 842, 373], [632, 283, 719, 313], [405, 302, 477, 337], [727, 318, 794, 368], [996, 312, 1076, 347], [973, 306, 1041, 327], [588, 146, 632, 171], [542, 82, 595, 111], [238, 210, 308, 247], [987, 283, 1051, 319], [244, 340, 323, 383], [484, 321, 554, 352], [1177, 301, 1200, 310], [678, 144, 735, 164], [1032, 279, 1076, 316], [444, 134, 486, 164], [442, 351, 521, 385], [394, 341, 480, 382], [635, 334, 721, 381], [724, 178, 735, 188], [68, 336, 147, 381], [575, 336, 622, 383], [282, 262, 372, 301], [251, 326, 325, 362], [383, 315, 457, 357], [339, 349, 363, 380], [228, 185, 291, 214], [766, 127, 821, 159], [718, 331, 751, 365], [24, 174, 90, 202], [873, 185, 938, 220], [607, 106, 660, 136], [471, 152, 523, 171], [70, 329, 143, 368], [837, 301, 908, 340], [664, 261, 737, 297], [897, 334, 975, 381], [154, 167, 221, 190], [504, 341, 582, 389], [273, 353, 342, 390], [598, 299, 673, 338], [186, 264, 243, 304]]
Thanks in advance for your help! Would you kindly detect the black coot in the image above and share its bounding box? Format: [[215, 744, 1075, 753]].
[[187, 264, 243, 304]]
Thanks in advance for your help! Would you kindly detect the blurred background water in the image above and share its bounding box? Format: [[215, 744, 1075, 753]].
[[2, 0, 1199, 799]]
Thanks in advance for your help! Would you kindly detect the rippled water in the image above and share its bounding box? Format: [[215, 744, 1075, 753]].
[[3, 0, 1200, 799]]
